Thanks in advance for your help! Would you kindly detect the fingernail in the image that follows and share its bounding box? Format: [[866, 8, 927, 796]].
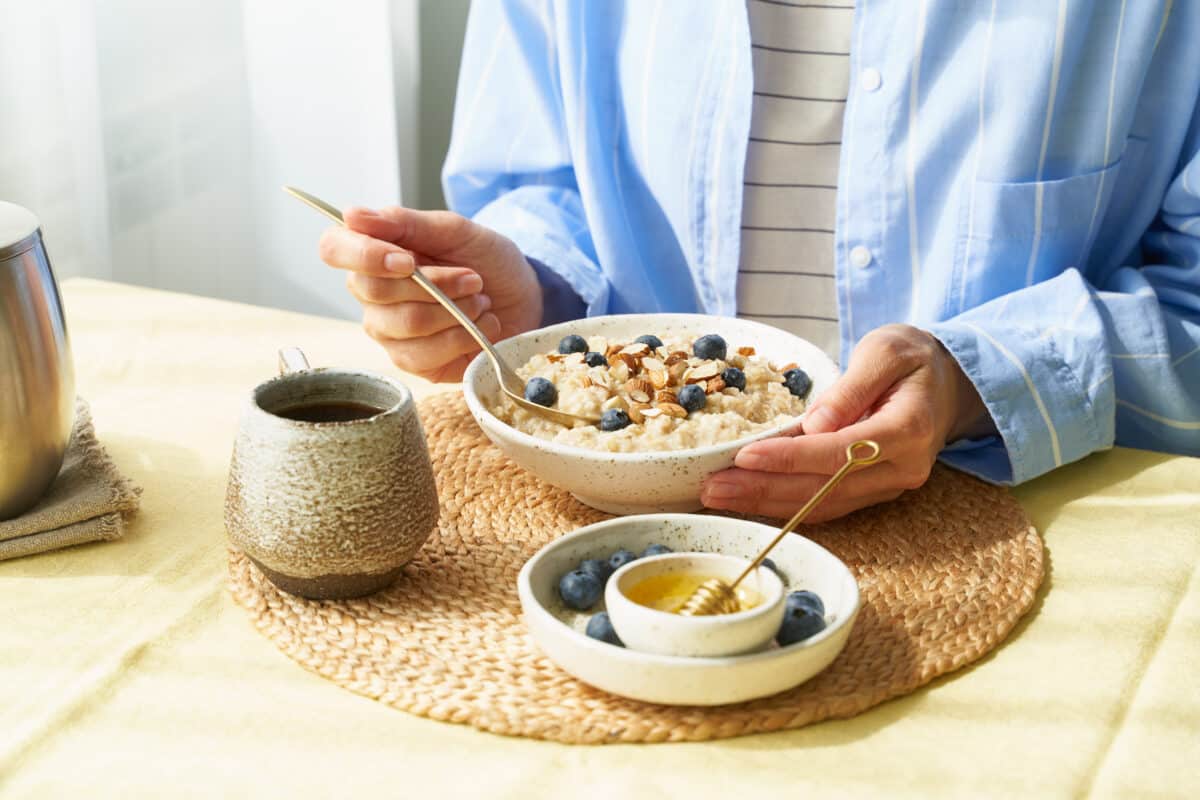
[[457, 274, 484, 294], [478, 293, 492, 311], [357, 208, 378, 217], [384, 252, 410, 273], [734, 451, 765, 470], [805, 406, 838, 434], [703, 480, 740, 500]]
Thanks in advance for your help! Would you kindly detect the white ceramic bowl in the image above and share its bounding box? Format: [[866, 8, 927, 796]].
[[463, 313, 838, 515], [606, 553, 785, 657], [517, 513, 859, 706]]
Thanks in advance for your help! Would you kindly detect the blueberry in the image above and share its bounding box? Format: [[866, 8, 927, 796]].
[[608, 549, 638, 572], [776, 605, 826, 646], [721, 366, 746, 391], [584, 351, 608, 368], [524, 376, 557, 407], [558, 334, 588, 354], [586, 612, 624, 646], [641, 543, 673, 558], [677, 383, 707, 413], [783, 367, 812, 399], [558, 569, 602, 611], [599, 408, 632, 431], [578, 558, 613, 583], [762, 557, 784, 581], [634, 334, 663, 350], [693, 334, 727, 361], [786, 589, 824, 616]]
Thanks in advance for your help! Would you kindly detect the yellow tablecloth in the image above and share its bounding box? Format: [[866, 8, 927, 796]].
[[2, 279, 1197, 799]]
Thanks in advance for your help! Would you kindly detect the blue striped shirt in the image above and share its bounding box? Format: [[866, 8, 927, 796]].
[[442, 0, 1200, 485]]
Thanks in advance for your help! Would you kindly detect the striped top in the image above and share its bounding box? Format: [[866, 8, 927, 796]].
[[736, 0, 854, 362]]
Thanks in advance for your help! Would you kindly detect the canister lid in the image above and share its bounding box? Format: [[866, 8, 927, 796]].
[[0, 201, 42, 260]]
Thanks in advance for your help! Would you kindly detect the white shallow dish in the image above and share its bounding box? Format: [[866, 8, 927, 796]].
[[517, 514, 860, 706], [463, 313, 839, 515]]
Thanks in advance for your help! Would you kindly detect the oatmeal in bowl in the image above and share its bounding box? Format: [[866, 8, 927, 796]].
[[493, 332, 814, 452], [462, 314, 838, 515]]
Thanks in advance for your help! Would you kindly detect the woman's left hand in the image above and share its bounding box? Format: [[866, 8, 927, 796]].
[[700, 324, 996, 522]]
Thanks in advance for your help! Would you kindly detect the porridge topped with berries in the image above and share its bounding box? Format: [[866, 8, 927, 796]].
[[490, 332, 813, 452]]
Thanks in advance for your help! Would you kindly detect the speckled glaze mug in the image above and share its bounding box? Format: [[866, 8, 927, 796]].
[[225, 348, 439, 600]]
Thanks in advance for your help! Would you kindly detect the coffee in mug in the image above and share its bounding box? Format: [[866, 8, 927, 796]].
[[224, 348, 439, 599]]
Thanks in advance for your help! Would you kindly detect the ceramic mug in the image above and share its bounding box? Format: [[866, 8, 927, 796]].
[[224, 348, 439, 600]]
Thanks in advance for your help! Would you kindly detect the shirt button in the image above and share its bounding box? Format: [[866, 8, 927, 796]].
[[859, 68, 882, 92], [849, 245, 873, 268]]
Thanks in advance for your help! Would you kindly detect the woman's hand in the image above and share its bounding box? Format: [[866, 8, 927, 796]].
[[700, 324, 995, 521], [318, 206, 543, 382]]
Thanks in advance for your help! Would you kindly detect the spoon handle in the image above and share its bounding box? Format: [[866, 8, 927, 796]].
[[730, 440, 883, 589], [282, 186, 513, 381]]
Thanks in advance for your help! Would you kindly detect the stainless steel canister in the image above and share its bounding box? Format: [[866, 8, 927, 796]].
[[0, 201, 74, 519]]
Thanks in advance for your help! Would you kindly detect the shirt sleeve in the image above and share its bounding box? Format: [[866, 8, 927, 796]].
[[926, 135, 1200, 486], [440, 0, 606, 324]]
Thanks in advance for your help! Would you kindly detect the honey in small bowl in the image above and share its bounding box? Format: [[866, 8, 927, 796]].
[[625, 572, 762, 614]]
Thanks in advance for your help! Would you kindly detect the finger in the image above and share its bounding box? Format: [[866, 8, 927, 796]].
[[700, 465, 903, 519], [362, 293, 492, 341], [423, 353, 478, 384], [346, 267, 484, 305], [735, 411, 906, 476], [377, 312, 502, 376], [804, 328, 920, 434], [789, 489, 905, 524], [345, 205, 478, 259], [318, 226, 416, 276]]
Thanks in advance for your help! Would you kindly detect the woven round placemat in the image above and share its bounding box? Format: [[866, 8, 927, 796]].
[[228, 392, 1043, 744]]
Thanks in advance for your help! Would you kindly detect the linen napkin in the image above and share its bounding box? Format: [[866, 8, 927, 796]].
[[0, 399, 141, 560]]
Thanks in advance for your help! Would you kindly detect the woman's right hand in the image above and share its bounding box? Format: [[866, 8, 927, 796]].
[[318, 205, 544, 382]]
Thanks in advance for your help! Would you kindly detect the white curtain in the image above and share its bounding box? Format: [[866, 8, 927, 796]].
[[0, 0, 426, 319]]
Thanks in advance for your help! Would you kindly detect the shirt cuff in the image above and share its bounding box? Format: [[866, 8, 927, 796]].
[[925, 320, 1105, 486], [528, 257, 586, 326]]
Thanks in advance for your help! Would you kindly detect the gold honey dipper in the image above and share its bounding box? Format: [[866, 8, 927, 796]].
[[679, 440, 882, 616]]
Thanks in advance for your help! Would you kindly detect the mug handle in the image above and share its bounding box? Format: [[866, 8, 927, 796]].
[[278, 347, 311, 376]]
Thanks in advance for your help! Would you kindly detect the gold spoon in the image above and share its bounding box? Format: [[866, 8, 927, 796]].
[[284, 186, 600, 427], [678, 440, 882, 616]]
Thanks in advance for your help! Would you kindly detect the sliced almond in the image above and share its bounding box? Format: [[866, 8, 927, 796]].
[[779, 362, 798, 373], [658, 402, 688, 419], [588, 336, 609, 355], [605, 343, 624, 359], [583, 376, 611, 393], [565, 352, 585, 365], [665, 351, 689, 366], [654, 389, 678, 404], [705, 376, 726, 394], [683, 362, 720, 383], [616, 352, 641, 372], [601, 395, 627, 412], [623, 378, 654, 403], [737, 346, 756, 357], [642, 356, 665, 373], [667, 360, 689, 384], [648, 368, 669, 389], [619, 342, 651, 357], [640, 406, 664, 419], [610, 361, 630, 382], [627, 401, 650, 424], [547, 353, 567, 363]]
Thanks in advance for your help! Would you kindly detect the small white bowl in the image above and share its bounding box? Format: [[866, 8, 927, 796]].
[[517, 513, 859, 706], [462, 313, 838, 515], [605, 553, 785, 657]]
